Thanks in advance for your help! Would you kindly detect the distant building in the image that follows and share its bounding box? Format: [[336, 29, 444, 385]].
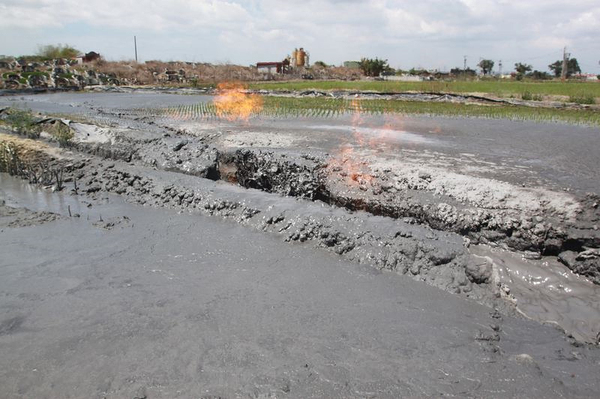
[[383, 75, 423, 82], [574, 73, 599, 81], [83, 52, 101, 63], [256, 59, 290, 74]]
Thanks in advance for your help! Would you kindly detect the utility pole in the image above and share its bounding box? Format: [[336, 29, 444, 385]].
[[561, 46, 568, 81], [498, 60, 503, 76], [463, 55, 467, 72], [134, 36, 138, 63]]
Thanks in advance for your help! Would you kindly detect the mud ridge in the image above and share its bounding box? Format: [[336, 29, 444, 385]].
[[0, 132, 522, 314], [7, 119, 600, 342], [214, 147, 600, 283], [249, 89, 596, 109], [10, 118, 599, 286]]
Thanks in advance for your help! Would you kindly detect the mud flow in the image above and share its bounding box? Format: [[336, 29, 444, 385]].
[[1, 90, 599, 347]]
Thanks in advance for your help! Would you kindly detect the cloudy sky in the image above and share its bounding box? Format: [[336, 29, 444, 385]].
[[1, 0, 599, 73]]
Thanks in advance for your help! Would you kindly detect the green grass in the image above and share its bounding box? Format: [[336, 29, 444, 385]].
[[249, 80, 600, 100], [21, 71, 49, 79], [2, 72, 20, 79], [568, 94, 596, 105], [156, 96, 600, 126]]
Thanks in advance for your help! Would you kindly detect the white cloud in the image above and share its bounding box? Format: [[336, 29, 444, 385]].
[[0, 0, 251, 30], [0, 0, 598, 72]]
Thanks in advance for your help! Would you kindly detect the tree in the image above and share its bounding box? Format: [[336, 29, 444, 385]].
[[37, 44, 80, 60], [359, 57, 389, 77], [514, 63, 532, 75], [529, 70, 551, 80], [548, 61, 562, 77], [450, 67, 476, 77], [478, 59, 494, 75], [548, 58, 581, 78], [382, 67, 396, 76], [313, 61, 328, 68]]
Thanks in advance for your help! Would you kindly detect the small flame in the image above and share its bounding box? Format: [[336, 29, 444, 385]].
[[328, 99, 375, 188], [214, 82, 263, 122], [431, 126, 442, 134], [329, 146, 374, 187]]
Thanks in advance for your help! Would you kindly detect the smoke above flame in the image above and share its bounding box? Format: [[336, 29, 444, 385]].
[[214, 82, 263, 122]]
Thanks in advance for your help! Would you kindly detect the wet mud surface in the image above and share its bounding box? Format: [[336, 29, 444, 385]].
[[1, 90, 600, 395], [2, 178, 600, 398]]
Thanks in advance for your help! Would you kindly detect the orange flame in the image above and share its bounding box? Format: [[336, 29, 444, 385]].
[[329, 146, 374, 187], [214, 82, 263, 122], [327, 99, 375, 188], [327, 101, 412, 189]]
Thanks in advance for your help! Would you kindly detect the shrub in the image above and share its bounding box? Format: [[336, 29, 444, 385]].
[[569, 95, 596, 105], [4, 108, 41, 138], [0, 142, 23, 175], [37, 44, 80, 60], [532, 94, 543, 101], [50, 122, 74, 147], [523, 92, 543, 101]]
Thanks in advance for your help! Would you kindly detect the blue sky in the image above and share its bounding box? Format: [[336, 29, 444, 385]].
[[1, 0, 599, 73]]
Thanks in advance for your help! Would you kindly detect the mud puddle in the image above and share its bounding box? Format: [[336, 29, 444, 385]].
[[0, 173, 121, 222]]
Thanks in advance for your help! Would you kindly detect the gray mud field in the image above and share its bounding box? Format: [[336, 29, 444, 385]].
[[1, 90, 600, 397]]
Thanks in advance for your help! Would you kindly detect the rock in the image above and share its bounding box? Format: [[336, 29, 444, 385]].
[[86, 185, 101, 193], [577, 248, 600, 260], [418, 171, 432, 182], [543, 238, 563, 255], [558, 251, 578, 268], [172, 140, 188, 152], [522, 251, 542, 260], [559, 250, 600, 285], [515, 354, 536, 365], [475, 330, 500, 342], [465, 257, 492, 284]]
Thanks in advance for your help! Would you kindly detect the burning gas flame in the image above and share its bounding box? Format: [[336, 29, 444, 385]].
[[327, 100, 411, 189], [328, 146, 374, 187], [327, 99, 375, 188], [213, 82, 263, 122]]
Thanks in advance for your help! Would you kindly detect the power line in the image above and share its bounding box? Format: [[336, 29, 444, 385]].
[[501, 50, 561, 64]]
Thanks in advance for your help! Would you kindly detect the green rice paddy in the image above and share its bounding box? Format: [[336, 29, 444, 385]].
[[155, 96, 600, 126]]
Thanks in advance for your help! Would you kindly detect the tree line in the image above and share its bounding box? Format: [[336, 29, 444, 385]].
[[355, 56, 585, 79]]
